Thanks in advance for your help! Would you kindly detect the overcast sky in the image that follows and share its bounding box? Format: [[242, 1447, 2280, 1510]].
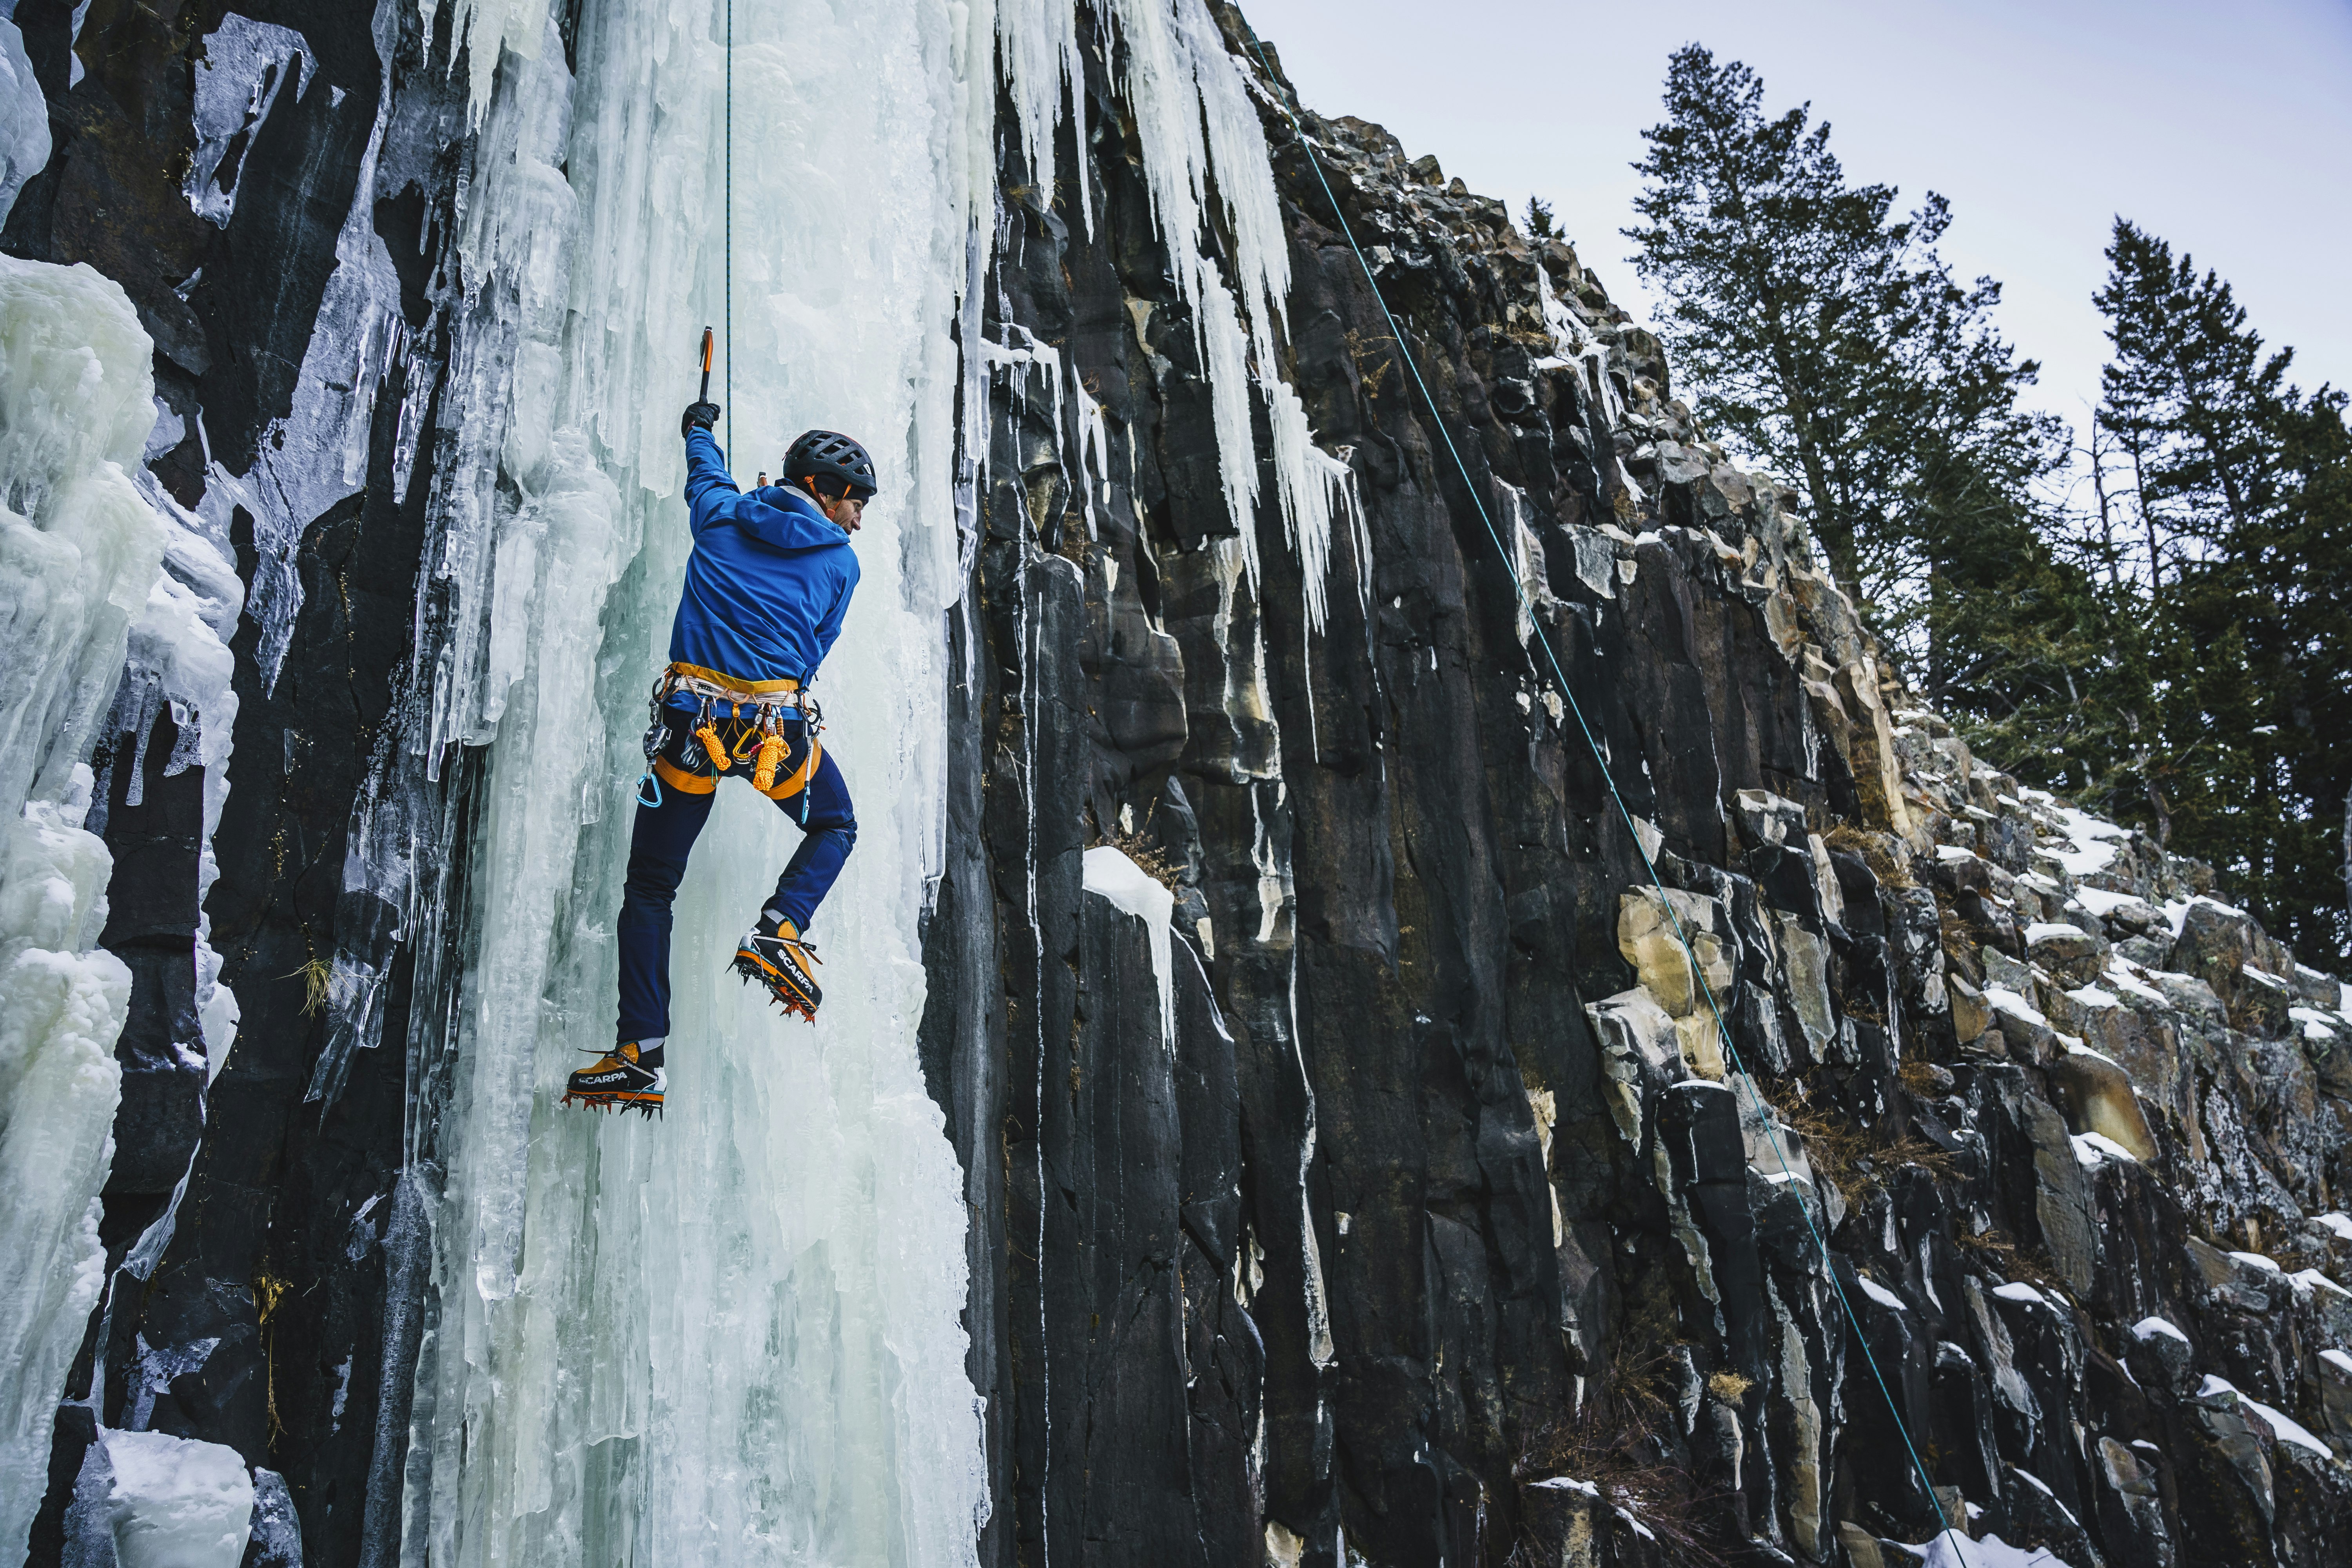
[[1238, 0, 2352, 443]]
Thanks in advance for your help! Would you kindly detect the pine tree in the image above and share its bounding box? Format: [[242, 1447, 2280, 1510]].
[[1624, 45, 2087, 722], [2094, 221, 2293, 565], [2093, 220, 2352, 960], [1624, 45, 1915, 594], [1524, 196, 1556, 239]]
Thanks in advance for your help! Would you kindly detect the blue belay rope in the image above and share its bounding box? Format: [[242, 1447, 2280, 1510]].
[[1231, 19, 1961, 1553]]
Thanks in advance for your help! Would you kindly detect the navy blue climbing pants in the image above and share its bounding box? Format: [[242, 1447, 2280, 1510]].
[[615, 708, 855, 1044]]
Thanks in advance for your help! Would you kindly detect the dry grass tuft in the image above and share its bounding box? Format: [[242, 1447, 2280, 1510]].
[[1514, 1343, 1739, 1567], [1824, 822, 1916, 888], [1897, 1059, 1951, 1098], [1113, 833, 1181, 891], [1705, 1370, 1753, 1405], [1954, 1227, 2065, 1295], [1088, 807, 1184, 894], [1782, 1102, 1959, 1212], [286, 956, 331, 1016]]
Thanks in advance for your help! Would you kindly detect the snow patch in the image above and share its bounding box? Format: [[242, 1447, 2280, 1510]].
[[2245, 1394, 2334, 1459], [2191, 1373, 2327, 1455], [2290, 1006, 2339, 1043], [1991, 1281, 2052, 1308], [2290, 1269, 2351, 1300], [1984, 986, 2049, 1029], [2069, 886, 2143, 917], [2131, 1316, 2189, 1344], [2072, 1131, 2138, 1169], [2042, 804, 2126, 877], [1529, 1476, 1601, 1497], [1084, 845, 1176, 1048], [1855, 1273, 1907, 1311], [1920, 1530, 2074, 1568], [100, 1429, 255, 1568]]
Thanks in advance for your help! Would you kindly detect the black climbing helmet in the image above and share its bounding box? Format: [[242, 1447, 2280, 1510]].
[[784, 429, 877, 503]]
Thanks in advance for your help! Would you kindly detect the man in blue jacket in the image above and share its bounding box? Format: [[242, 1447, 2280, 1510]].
[[565, 403, 874, 1115]]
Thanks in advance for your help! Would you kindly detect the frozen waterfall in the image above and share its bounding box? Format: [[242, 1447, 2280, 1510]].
[[399, 3, 991, 1563], [403, 0, 1359, 1549]]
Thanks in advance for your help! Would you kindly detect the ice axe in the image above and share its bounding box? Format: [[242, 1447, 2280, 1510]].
[[684, 326, 723, 444]]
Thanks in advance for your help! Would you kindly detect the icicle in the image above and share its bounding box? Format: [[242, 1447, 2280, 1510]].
[[996, 0, 1091, 234]]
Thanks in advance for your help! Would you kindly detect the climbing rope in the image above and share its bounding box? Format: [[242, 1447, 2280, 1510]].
[[1232, 21, 1963, 1554], [724, 0, 732, 454]]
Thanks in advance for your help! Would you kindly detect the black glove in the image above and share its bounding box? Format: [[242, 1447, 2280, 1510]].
[[682, 401, 721, 439]]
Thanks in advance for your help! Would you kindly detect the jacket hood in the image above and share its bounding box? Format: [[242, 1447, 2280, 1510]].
[[738, 484, 853, 552]]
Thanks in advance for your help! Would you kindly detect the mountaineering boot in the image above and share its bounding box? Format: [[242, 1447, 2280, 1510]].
[[562, 1039, 667, 1116], [733, 911, 822, 1023]]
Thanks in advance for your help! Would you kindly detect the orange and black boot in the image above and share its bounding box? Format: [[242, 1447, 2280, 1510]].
[[733, 911, 822, 1023], [562, 1039, 666, 1116]]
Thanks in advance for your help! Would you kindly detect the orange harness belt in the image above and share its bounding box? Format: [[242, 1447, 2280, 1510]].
[[639, 662, 825, 807], [652, 731, 821, 801]]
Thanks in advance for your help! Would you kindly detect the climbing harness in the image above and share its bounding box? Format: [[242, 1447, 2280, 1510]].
[[1232, 20, 1964, 1553], [635, 663, 826, 816]]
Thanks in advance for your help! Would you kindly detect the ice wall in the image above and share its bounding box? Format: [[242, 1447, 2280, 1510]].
[[0, 257, 158, 1562], [385, 0, 1374, 1558], [401, 3, 992, 1561]]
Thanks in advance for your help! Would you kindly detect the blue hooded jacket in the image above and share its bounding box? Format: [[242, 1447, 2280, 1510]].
[[667, 427, 860, 701]]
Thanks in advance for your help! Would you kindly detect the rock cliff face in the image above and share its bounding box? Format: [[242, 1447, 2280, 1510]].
[[5, 2, 2351, 1565], [927, 15, 2352, 1565]]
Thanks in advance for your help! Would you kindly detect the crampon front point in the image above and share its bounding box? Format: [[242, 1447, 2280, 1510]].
[[561, 1040, 666, 1116], [734, 920, 822, 1024]]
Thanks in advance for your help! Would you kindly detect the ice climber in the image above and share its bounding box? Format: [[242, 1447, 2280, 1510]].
[[563, 401, 875, 1116]]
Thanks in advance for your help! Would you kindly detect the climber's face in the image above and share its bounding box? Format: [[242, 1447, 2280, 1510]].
[[805, 478, 864, 534]]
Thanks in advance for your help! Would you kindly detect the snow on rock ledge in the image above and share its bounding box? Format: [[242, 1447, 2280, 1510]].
[[96, 1428, 255, 1568], [1083, 844, 1176, 1045]]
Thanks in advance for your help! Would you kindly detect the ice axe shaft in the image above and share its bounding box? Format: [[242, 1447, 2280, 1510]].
[[698, 326, 714, 404]]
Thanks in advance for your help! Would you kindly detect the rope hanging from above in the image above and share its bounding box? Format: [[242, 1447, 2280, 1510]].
[[1230, 15, 1964, 1554], [724, 0, 732, 454]]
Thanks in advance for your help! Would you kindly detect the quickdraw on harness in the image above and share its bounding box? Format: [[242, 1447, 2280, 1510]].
[[634, 661, 824, 817]]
